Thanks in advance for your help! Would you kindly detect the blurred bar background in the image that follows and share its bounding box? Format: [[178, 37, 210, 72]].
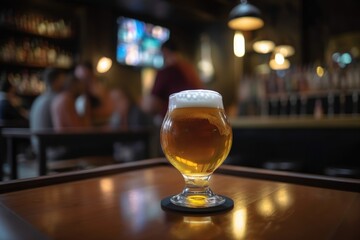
[[0, 0, 359, 181]]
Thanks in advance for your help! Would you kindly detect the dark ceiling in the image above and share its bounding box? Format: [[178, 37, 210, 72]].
[[63, 0, 360, 35]]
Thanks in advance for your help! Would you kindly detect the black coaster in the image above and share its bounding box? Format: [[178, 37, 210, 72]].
[[161, 195, 234, 214]]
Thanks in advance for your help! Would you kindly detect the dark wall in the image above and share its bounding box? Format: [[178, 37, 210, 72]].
[[76, 2, 238, 108], [200, 21, 238, 108], [75, 2, 210, 103], [301, 0, 360, 64], [2, 0, 273, 108], [77, 5, 142, 99]]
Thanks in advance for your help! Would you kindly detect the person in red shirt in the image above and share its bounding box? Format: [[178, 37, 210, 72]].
[[142, 40, 203, 119]]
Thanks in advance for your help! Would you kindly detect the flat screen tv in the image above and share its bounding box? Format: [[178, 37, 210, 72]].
[[116, 17, 170, 68]]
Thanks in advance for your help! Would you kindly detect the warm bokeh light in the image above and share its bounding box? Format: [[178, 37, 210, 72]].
[[275, 53, 285, 65], [228, 17, 264, 31], [274, 45, 295, 57], [269, 52, 290, 70], [96, 57, 112, 73], [275, 188, 293, 210], [183, 216, 212, 225], [100, 178, 114, 194], [257, 196, 275, 217], [141, 68, 156, 95], [234, 31, 245, 57], [253, 40, 275, 54], [316, 66, 325, 77], [232, 208, 247, 239], [269, 59, 290, 70], [198, 34, 214, 82]]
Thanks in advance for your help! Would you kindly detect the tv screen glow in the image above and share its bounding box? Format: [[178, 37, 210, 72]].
[[117, 17, 170, 68]]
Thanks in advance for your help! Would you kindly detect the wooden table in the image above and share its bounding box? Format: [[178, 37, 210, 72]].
[[0, 158, 359, 240], [1, 127, 152, 179]]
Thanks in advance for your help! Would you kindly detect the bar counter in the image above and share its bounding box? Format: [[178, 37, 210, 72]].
[[0, 158, 359, 240], [230, 116, 360, 128], [229, 116, 360, 176]]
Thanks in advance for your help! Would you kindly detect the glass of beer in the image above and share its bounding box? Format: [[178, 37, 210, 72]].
[[160, 89, 233, 208]]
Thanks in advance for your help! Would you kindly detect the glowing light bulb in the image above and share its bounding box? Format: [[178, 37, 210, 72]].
[[234, 31, 245, 57], [275, 53, 285, 64], [97, 57, 112, 73]]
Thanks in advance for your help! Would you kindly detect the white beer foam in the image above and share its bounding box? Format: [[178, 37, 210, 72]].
[[169, 89, 224, 110]]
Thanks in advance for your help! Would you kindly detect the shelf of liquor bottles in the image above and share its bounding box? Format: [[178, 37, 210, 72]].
[[0, 37, 74, 69], [0, 8, 74, 39], [0, 6, 78, 103], [238, 64, 360, 118]]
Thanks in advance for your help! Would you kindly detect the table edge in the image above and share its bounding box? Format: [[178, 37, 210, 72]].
[[217, 165, 360, 192], [0, 158, 168, 194], [1, 158, 359, 194]]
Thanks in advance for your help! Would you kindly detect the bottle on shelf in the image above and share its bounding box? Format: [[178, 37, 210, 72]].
[[0, 37, 73, 68], [1, 8, 74, 38], [238, 62, 360, 118], [2, 70, 45, 96]]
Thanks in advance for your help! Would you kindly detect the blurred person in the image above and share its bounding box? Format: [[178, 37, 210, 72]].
[[142, 39, 203, 119], [109, 87, 153, 162], [51, 74, 91, 130], [30, 68, 66, 131], [0, 77, 28, 122], [74, 61, 113, 126], [30, 68, 66, 154], [109, 87, 153, 129]]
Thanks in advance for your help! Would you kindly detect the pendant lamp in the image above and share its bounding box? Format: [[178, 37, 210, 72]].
[[253, 40, 275, 54], [228, 0, 264, 31]]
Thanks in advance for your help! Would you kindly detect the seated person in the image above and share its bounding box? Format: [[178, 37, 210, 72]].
[[51, 74, 91, 130], [109, 87, 153, 129], [44, 74, 93, 160], [109, 87, 153, 162], [74, 62, 113, 126], [30, 68, 66, 154]]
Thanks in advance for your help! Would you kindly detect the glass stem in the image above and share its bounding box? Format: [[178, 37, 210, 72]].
[[182, 175, 213, 196]]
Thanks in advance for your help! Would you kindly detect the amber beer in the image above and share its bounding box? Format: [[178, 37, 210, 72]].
[[161, 90, 232, 177]]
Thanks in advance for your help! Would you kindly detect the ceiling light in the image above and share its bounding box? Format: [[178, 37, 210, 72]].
[[234, 31, 245, 57], [96, 57, 112, 73], [274, 45, 295, 57], [228, 0, 264, 31], [269, 52, 290, 70], [253, 40, 275, 54]]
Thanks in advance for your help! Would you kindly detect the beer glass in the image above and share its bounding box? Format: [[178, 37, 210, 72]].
[[160, 90, 233, 208]]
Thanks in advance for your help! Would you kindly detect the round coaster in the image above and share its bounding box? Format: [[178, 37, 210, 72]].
[[161, 195, 234, 214]]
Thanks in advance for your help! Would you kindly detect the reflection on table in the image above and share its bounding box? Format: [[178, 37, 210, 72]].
[[0, 159, 359, 239]]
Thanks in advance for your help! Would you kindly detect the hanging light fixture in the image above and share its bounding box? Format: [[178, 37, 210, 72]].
[[228, 0, 264, 31], [252, 29, 275, 54], [269, 52, 290, 70], [274, 45, 295, 57], [234, 31, 245, 57], [253, 40, 275, 54]]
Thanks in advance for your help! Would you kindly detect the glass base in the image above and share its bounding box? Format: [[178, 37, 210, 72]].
[[161, 195, 234, 213], [170, 191, 225, 208], [170, 174, 225, 208]]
